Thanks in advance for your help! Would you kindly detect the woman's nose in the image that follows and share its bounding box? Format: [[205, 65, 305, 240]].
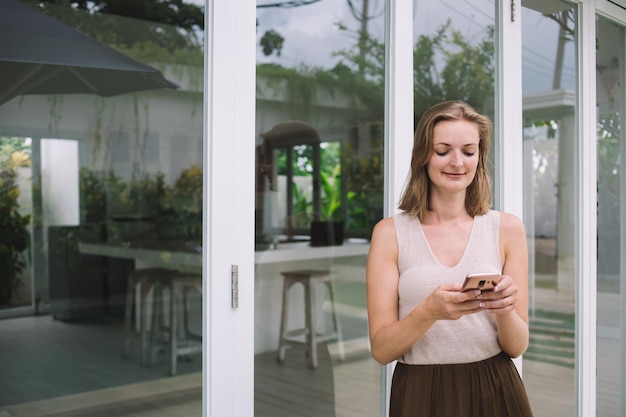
[[450, 151, 462, 167]]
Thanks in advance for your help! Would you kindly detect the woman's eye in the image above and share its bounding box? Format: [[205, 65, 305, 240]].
[[464, 152, 476, 157], [435, 151, 448, 156]]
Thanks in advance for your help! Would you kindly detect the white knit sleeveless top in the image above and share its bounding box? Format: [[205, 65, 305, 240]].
[[393, 210, 503, 364]]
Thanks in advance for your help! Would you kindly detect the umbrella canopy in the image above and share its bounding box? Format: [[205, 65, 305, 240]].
[[0, 0, 179, 105]]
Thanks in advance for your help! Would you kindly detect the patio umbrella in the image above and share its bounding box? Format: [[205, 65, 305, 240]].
[[0, 0, 179, 105]]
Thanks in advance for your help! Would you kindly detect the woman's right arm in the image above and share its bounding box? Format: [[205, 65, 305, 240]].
[[366, 218, 438, 364]]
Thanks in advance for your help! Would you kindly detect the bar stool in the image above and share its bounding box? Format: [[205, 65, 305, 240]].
[[276, 269, 344, 369], [167, 274, 202, 376], [122, 267, 180, 366], [139, 273, 202, 375]]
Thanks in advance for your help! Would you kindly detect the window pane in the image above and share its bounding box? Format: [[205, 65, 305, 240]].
[[0, 1, 204, 414], [255, 0, 385, 415], [521, 2, 577, 416], [596, 14, 625, 417]]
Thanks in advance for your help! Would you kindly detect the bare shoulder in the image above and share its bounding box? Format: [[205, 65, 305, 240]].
[[498, 211, 527, 249], [369, 217, 398, 255], [371, 217, 397, 240], [499, 211, 526, 235]]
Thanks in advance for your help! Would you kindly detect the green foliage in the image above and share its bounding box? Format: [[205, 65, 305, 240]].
[[257, 62, 384, 118], [79, 166, 202, 239], [0, 141, 31, 305], [414, 20, 495, 117], [291, 182, 313, 228], [342, 148, 384, 233], [597, 112, 621, 200], [79, 168, 106, 224], [159, 165, 203, 238], [320, 164, 342, 220], [333, 22, 385, 84], [0, 139, 32, 168], [260, 30, 285, 57], [104, 170, 166, 217], [26, 0, 203, 67]]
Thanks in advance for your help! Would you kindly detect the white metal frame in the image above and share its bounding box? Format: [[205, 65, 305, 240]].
[[576, 2, 598, 416], [383, 1, 415, 415], [204, 0, 256, 416], [495, 0, 524, 377]]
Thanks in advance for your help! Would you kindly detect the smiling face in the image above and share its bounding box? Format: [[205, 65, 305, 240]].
[[427, 119, 480, 196]]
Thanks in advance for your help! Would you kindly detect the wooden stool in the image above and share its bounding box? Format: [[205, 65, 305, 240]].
[[277, 269, 344, 369], [167, 275, 202, 376], [122, 267, 179, 366], [143, 273, 202, 375]]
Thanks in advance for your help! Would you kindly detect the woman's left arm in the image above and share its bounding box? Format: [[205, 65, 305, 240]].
[[479, 212, 529, 358]]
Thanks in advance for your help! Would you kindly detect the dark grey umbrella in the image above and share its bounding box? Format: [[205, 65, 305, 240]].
[[0, 0, 179, 105]]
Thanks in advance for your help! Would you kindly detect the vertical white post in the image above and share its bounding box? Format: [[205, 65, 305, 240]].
[[576, 2, 597, 416], [205, 0, 256, 416], [384, 0, 414, 415], [385, 0, 414, 217], [495, 0, 524, 374]]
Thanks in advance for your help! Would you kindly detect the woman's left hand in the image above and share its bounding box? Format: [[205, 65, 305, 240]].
[[476, 274, 518, 314]]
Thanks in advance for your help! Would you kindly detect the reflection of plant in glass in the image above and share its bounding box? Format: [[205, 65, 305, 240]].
[[343, 147, 383, 233], [79, 168, 106, 224], [291, 182, 312, 228], [597, 112, 621, 216], [414, 20, 494, 116], [320, 164, 342, 220], [160, 164, 203, 239], [0, 147, 31, 306], [260, 29, 285, 57], [105, 171, 166, 216], [79, 166, 202, 239], [30, 0, 204, 66]]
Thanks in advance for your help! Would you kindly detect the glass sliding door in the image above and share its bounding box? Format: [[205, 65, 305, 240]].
[[520, 1, 577, 416], [254, 1, 386, 415], [596, 14, 626, 417], [0, 1, 204, 414]]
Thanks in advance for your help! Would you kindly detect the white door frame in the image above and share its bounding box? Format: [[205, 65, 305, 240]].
[[576, 2, 598, 416], [382, 0, 415, 415], [204, 1, 256, 416]]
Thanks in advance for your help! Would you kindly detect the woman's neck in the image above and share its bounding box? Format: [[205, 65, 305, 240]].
[[425, 194, 470, 225]]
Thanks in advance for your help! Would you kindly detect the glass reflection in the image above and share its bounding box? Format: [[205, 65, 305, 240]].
[[0, 0, 204, 415], [413, 1, 495, 124], [596, 15, 625, 417], [521, 2, 577, 416], [255, 0, 384, 415]]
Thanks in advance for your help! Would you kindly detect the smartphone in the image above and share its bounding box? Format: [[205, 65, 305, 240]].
[[461, 273, 500, 292]]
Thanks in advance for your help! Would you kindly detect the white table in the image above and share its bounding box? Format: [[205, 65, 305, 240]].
[[78, 239, 370, 271], [79, 239, 370, 353]]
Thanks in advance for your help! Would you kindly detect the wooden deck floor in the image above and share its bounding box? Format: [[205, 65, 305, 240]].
[[0, 305, 621, 417]]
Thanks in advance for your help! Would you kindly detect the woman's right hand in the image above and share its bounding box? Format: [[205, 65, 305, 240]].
[[422, 283, 483, 321]]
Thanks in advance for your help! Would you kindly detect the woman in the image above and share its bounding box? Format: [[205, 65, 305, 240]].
[[366, 100, 533, 417]]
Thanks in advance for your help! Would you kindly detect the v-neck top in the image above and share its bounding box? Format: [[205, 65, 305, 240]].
[[393, 210, 503, 364]]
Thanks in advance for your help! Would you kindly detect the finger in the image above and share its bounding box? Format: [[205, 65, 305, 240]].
[[485, 304, 516, 314], [493, 277, 510, 292]]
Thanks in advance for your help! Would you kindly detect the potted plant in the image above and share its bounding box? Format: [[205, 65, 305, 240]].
[[0, 151, 31, 306], [158, 164, 203, 239], [310, 165, 344, 246]]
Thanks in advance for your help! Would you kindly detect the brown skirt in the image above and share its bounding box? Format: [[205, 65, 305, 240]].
[[389, 351, 533, 417]]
